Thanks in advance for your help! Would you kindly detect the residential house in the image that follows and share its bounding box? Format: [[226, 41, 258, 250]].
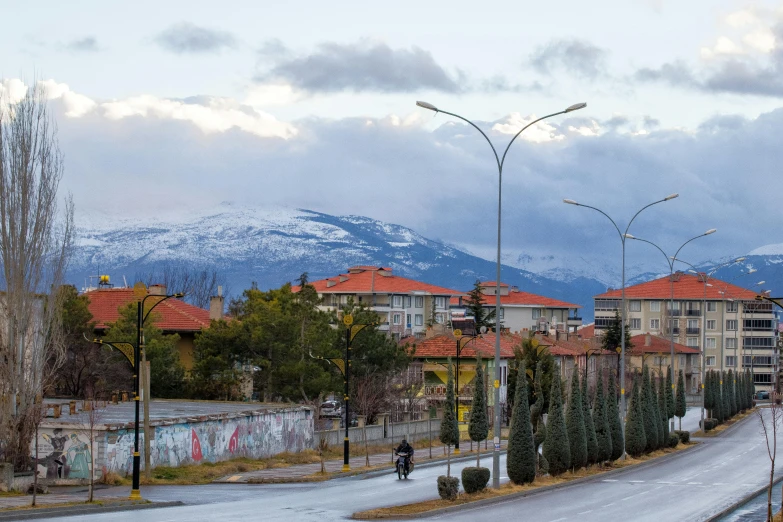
[[299, 266, 463, 339], [594, 273, 777, 392], [627, 333, 702, 396]]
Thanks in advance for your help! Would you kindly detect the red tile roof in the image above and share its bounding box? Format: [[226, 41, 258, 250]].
[[294, 267, 462, 296], [628, 334, 700, 355], [480, 281, 508, 288], [85, 288, 211, 332], [576, 324, 596, 340], [594, 274, 759, 300], [477, 289, 581, 309], [401, 333, 519, 359]]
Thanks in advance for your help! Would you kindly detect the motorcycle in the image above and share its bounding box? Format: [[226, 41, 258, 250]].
[[395, 452, 413, 479]]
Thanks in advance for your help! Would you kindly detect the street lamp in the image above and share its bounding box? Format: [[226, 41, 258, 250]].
[[563, 194, 678, 457], [625, 232, 722, 429], [453, 329, 480, 454], [418, 99, 586, 488]]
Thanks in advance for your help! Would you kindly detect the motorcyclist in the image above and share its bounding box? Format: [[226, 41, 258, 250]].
[[394, 439, 414, 472]]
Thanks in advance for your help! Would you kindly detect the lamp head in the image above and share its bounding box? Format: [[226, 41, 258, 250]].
[[174, 292, 185, 298], [563, 199, 578, 205], [757, 281, 766, 285], [565, 102, 587, 113], [664, 193, 679, 201], [624, 233, 635, 239], [705, 228, 717, 235], [416, 101, 438, 112]]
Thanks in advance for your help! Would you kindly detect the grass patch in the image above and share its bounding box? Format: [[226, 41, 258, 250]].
[[1, 499, 149, 513], [692, 408, 756, 438], [353, 442, 696, 519]]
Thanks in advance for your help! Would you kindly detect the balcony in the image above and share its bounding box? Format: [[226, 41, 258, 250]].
[[668, 310, 682, 317], [685, 309, 702, 317], [668, 327, 680, 335], [686, 328, 700, 335], [567, 316, 583, 326]]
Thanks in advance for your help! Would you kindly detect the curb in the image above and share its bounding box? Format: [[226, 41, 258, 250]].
[[364, 413, 758, 520], [704, 475, 783, 522], [0, 500, 183, 521]]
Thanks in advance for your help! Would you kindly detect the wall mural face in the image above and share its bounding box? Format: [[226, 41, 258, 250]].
[[35, 429, 92, 480]]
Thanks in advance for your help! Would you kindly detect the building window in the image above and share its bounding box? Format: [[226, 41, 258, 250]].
[[726, 356, 737, 367], [706, 356, 716, 366], [435, 313, 447, 324], [654, 356, 666, 366], [649, 301, 661, 312], [393, 295, 403, 308], [726, 319, 737, 331], [501, 366, 507, 386], [705, 337, 717, 349], [499, 308, 505, 319], [629, 300, 641, 312], [595, 299, 620, 311], [414, 314, 423, 326], [726, 337, 737, 349], [667, 301, 681, 312], [406, 296, 412, 308], [532, 309, 541, 320], [707, 302, 717, 312], [744, 337, 775, 348], [679, 355, 686, 367], [687, 337, 699, 348], [630, 318, 641, 330], [435, 296, 446, 309], [406, 314, 411, 327], [706, 320, 716, 330], [414, 296, 424, 308], [650, 318, 660, 330], [727, 301, 738, 313], [392, 313, 402, 325], [754, 373, 773, 384]]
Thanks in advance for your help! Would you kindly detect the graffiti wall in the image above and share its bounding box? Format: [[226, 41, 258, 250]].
[[34, 429, 95, 481]]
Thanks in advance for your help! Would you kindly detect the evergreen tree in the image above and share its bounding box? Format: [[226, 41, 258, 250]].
[[642, 366, 659, 452], [625, 373, 647, 458], [468, 358, 489, 468], [675, 370, 687, 430], [440, 359, 459, 477], [582, 368, 599, 465], [666, 366, 675, 423], [728, 369, 737, 417], [602, 309, 634, 354], [566, 371, 588, 470], [747, 369, 754, 408], [507, 363, 536, 484], [543, 366, 570, 476], [531, 362, 547, 474], [465, 279, 496, 331], [520, 337, 557, 412], [506, 358, 519, 421], [657, 377, 669, 445], [714, 371, 724, 423], [704, 370, 712, 417], [607, 371, 624, 461], [722, 371, 731, 421], [593, 371, 612, 464]]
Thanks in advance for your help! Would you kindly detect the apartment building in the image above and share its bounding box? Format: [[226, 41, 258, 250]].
[[300, 266, 462, 338], [594, 272, 778, 392], [453, 281, 583, 334]]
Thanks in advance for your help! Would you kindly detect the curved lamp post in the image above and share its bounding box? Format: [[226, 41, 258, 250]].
[[418, 99, 586, 488], [563, 194, 678, 457], [624, 231, 719, 429]]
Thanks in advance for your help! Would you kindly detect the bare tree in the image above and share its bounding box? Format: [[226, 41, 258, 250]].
[[756, 400, 783, 522], [134, 264, 229, 308], [354, 375, 390, 466], [0, 80, 74, 471], [78, 386, 104, 503]]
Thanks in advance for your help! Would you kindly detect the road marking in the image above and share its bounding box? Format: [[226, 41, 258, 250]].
[[602, 479, 618, 482], [602, 503, 615, 507], [687, 482, 702, 485], [713, 483, 728, 486], [629, 480, 645, 483], [547, 518, 567, 522], [226, 475, 241, 482], [578, 510, 593, 515], [656, 481, 676, 484]]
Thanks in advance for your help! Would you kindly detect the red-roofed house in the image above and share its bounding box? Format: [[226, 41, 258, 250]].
[[293, 266, 463, 338], [452, 281, 583, 335], [594, 272, 777, 392], [85, 284, 223, 371], [628, 334, 702, 394]]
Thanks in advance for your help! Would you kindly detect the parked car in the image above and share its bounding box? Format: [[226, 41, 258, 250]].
[[756, 391, 770, 400], [320, 401, 342, 418]]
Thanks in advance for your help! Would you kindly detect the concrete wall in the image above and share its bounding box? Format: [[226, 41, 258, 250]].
[[315, 418, 441, 448], [33, 406, 313, 483]]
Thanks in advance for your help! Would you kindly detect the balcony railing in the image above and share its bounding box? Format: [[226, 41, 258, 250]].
[[685, 309, 702, 317], [668, 310, 682, 317], [424, 384, 475, 399], [686, 327, 700, 335]]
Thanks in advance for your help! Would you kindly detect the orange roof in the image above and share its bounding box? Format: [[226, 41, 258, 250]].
[[402, 333, 519, 359], [477, 289, 581, 309], [576, 324, 596, 340], [85, 288, 211, 332], [595, 274, 759, 300], [294, 267, 462, 296], [480, 281, 509, 288], [628, 334, 700, 355]]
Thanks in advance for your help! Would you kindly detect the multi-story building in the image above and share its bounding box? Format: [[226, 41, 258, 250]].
[[594, 272, 778, 392], [301, 266, 463, 338], [452, 281, 583, 334]]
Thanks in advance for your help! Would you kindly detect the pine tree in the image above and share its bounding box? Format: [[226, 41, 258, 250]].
[[468, 358, 489, 468], [666, 366, 675, 424], [657, 377, 669, 445], [465, 279, 496, 331], [607, 371, 624, 461], [543, 366, 570, 476], [642, 366, 659, 452], [566, 371, 587, 470], [531, 362, 547, 474], [602, 309, 634, 353], [625, 373, 647, 458], [675, 370, 687, 430], [582, 368, 598, 465], [440, 359, 459, 477], [507, 363, 536, 484], [593, 371, 612, 464]]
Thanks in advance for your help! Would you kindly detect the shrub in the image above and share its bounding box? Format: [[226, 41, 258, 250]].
[[668, 433, 680, 448], [543, 365, 570, 475], [701, 418, 718, 431], [674, 430, 690, 444], [461, 467, 490, 494], [437, 475, 460, 500]]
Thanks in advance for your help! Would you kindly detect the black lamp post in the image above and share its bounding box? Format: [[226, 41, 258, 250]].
[[453, 329, 479, 454]]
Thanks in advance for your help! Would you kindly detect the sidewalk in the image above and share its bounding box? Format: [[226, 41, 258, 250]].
[[216, 440, 508, 484]]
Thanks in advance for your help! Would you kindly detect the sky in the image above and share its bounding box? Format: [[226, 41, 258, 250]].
[[2, 0, 783, 279]]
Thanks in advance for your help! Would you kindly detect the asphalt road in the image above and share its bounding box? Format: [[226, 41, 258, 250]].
[[37, 407, 769, 522]]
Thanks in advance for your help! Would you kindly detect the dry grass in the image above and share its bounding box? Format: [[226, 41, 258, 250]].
[[774, 509, 783, 522], [353, 442, 696, 519], [692, 408, 756, 438]]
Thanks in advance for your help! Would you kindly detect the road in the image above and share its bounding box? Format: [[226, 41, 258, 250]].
[[38, 407, 772, 522]]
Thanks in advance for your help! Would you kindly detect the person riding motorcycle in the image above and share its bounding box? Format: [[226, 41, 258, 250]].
[[394, 439, 414, 472]]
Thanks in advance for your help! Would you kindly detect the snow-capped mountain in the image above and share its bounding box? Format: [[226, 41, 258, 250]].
[[69, 204, 606, 319]]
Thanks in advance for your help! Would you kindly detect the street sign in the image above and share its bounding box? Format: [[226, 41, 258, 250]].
[[343, 314, 353, 326], [494, 380, 500, 388], [453, 329, 462, 338]]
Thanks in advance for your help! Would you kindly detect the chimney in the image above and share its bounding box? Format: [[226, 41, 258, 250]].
[[510, 286, 519, 293], [670, 272, 681, 282], [210, 286, 224, 321], [149, 284, 166, 296], [645, 333, 651, 346], [696, 272, 708, 283]]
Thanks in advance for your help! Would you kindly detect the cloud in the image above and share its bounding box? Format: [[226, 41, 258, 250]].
[[256, 40, 462, 93], [529, 39, 608, 80], [154, 22, 236, 54], [65, 37, 99, 52]]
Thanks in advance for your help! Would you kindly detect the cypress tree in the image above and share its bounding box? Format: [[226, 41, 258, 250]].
[[666, 366, 675, 424], [506, 358, 519, 422], [593, 371, 612, 464], [507, 363, 536, 484], [582, 368, 599, 465], [727, 369, 736, 417], [566, 371, 587, 470], [642, 366, 659, 452], [658, 377, 669, 446], [468, 358, 489, 468], [714, 371, 724, 424], [440, 359, 459, 477], [531, 362, 547, 474], [747, 369, 754, 408], [675, 370, 687, 431], [543, 366, 570, 476], [737, 372, 744, 411], [704, 370, 713, 418], [722, 371, 731, 421], [607, 371, 624, 461], [625, 373, 647, 458]]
